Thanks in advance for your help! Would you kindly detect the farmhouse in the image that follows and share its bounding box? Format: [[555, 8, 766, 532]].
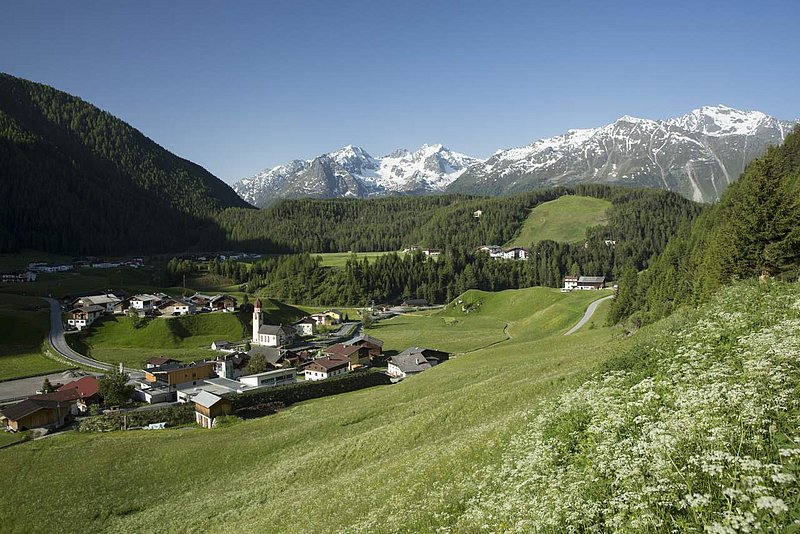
[[192, 391, 232, 429], [188, 293, 214, 309], [325, 343, 371, 369], [293, 316, 317, 336], [213, 352, 250, 379], [143, 361, 215, 390], [387, 347, 450, 379], [343, 335, 384, 359], [67, 305, 105, 330], [143, 357, 180, 369], [310, 313, 335, 326], [1, 396, 73, 431], [158, 297, 196, 316], [71, 293, 122, 313], [576, 276, 606, 290], [56, 376, 101, 409], [563, 275, 579, 291], [209, 295, 237, 312], [130, 294, 164, 311], [502, 247, 530, 260], [304, 358, 349, 381]]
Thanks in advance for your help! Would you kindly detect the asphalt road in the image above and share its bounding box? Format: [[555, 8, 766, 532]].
[[42, 297, 114, 371], [563, 294, 614, 336]]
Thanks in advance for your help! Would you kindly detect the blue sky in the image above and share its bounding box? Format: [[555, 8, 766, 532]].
[[2, 1, 798, 183]]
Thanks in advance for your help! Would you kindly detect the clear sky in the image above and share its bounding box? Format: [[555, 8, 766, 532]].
[[2, 1, 798, 184]]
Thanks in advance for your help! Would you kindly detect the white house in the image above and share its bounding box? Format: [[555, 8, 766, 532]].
[[239, 368, 296, 388], [387, 347, 450, 379], [0, 270, 37, 283], [304, 358, 348, 381], [76, 294, 121, 313], [575, 276, 606, 290], [293, 317, 317, 336], [131, 294, 163, 310], [563, 275, 579, 291], [158, 298, 195, 316], [502, 247, 529, 260], [67, 305, 105, 330]]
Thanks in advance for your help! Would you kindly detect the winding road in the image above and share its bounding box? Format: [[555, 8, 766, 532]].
[[40, 297, 145, 376], [563, 294, 614, 336]]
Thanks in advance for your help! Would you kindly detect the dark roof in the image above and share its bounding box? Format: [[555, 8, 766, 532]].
[[307, 358, 348, 372], [212, 340, 232, 346], [69, 305, 105, 314], [345, 335, 384, 349], [145, 357, 180, 366], [258, 324, 295, 336], [325, 344, 362, 359], [294, 316, 317, 325], [248, 346, 285, 365], [254, 298, 262, 308], [578, 276, 605, 284], [1, 398, 58, 420]]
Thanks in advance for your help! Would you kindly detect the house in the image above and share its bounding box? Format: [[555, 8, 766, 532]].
[[563, 275, 579, 291], [325, 343, 371, 369], [239, 368, 296, 388], [324, 309, 344, 323], [604, 239, 617, 247], [192, 391, 233, 429], [211, 340, 234, 351], [143, 357, 180, 369], [209, 295, 237, 312], [293, 316, 317, 336], [310, 312, 336, 326], [56, 376, 101, 410], [188, 293, 214, 309], [113, 297, 132, 315], [247, 346, 302, 369], [73, 293, 122, 313], [67, 305, 105, 330], [401, 299, 429, 308], [387, 347, 450, 379], [158, 297, 196, 316], [422, 249, 442, 258], [473, 210, 483, 218], [213, 352, 250, 379], [130, 294, 163, 311], [0, 270, 37, 283], [575, 276, 606, 290], [143, 361, 216, 391], [343, 335, 384, 359], [478, 245, 504, 258], [502, 247, 530, 260], [1, 395, 73, 431], [304, 358, 349, 381]]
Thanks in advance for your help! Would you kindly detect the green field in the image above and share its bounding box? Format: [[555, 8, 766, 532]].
[[368, 287, 610, 354], [0, 286, 615, 532], [505, 195, 612, 247], [71, 312, 247, 368], [0, 294, 71, 381], [315, 251, 398, 268]]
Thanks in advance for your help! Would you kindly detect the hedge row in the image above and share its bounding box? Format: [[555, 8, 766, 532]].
[[228, 369, 392, 409], [77, 405, 195, 432]]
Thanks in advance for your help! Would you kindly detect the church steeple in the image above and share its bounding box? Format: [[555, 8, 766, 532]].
[[252, 298, 263, 343]]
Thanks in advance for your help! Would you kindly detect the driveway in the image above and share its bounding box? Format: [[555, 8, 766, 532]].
[[564, 294, 614, 336]]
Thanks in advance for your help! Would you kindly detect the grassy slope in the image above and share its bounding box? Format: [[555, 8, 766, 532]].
[[315, 251, 397, 268], [0, 294, 70, 380], [74, 313, 246, 368], [0, 287, 614, 533], [505, 195, 611, 247]]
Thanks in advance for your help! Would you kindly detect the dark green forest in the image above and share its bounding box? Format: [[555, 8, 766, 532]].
[[609, 125, 800, 325], [0, 73, 250, 254]]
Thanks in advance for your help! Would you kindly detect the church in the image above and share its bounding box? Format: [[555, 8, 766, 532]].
[[252, 298, 296, 347]]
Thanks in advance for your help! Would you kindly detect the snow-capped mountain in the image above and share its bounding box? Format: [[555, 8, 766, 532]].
[[448, 105, 797, 202], [234, 144, 480, 207]]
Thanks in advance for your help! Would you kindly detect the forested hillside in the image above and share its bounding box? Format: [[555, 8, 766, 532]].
[[610, 125, 800, 324], [215, 184, 700, 255], [0, 73, 250, 254]]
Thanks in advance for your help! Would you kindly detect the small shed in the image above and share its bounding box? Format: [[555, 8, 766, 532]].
[[193, 391, 233, 429]]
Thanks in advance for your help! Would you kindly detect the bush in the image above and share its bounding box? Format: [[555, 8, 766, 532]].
[[212, 415, 243, 428], [78, 405, 195, 432], [228, 369, 391, 410]]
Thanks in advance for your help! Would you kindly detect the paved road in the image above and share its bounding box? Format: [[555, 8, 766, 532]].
[[42, 298, 144, 379], [563, 294, 614, 336]]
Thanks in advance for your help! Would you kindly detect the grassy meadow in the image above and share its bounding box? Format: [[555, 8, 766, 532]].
[[0, 286, 617, 532], [0, 294, 71, 381], [315, 251, 398, 268], [70, 313, 246, 368], [505, 195, 611, 246]]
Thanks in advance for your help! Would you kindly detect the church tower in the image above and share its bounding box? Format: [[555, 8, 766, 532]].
[[252, 298, 262, 344]]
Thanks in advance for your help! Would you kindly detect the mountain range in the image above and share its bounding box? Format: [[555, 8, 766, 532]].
[[234, 144, 479, 207], [236, 106, 797, 205]]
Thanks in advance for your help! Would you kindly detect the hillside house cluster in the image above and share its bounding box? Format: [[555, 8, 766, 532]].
[[477, 245, 530, 261], [0, 375, 100, 431], [401, 246, 442, 257], [562, 275, 606, 291], [0, 270, 37, 283], [387, 347, 450, 379]]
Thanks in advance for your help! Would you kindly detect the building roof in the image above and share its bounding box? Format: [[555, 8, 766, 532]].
[[254, 298, 262, 309], [212, 340, 232, 346], [578, 276, 606, 284], [210, 294, 236, 303], [57, 376, 99, 399], [0, 398, 59, 421], [192, 390, 226, 409], [307, 358, 348, 372], [144, 357, 180, 366], [294, 316, 317, 325], [81, 294, 121, 306], [345, 335, 384, 348], [69, 304, 105, 314], [325, 343, 362, 359], [248, 346, 285, 365], [389, 351, 433, 374], [258, 324, 295, 336]]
